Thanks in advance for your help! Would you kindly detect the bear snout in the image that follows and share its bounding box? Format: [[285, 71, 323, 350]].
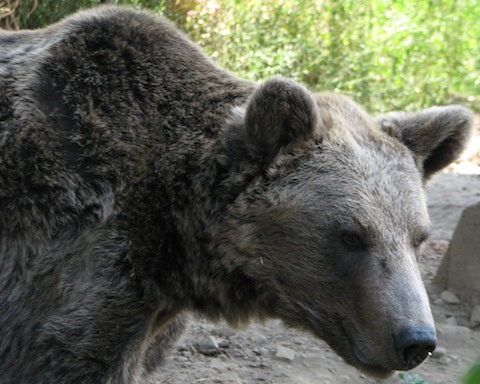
[[392, 326, 437, 370], [339, 311, 436, 377]]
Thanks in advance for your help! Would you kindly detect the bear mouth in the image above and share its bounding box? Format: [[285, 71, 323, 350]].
[[291, 301, 394, 377], [341, 320, 394, 378]]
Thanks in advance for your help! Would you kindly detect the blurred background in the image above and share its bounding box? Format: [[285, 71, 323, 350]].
[[1, 0, 479, 113], [1, 1, 479, 383]]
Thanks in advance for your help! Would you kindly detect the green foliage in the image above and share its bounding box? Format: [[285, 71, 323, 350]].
[[464, 359, 480, 384], [1, 0, 104, 29], [2, 0, 480, 112], [177, 0, 480, 112], [398, 372, 427, 384]]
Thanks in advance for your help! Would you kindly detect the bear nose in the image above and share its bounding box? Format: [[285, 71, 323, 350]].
[[392, 327, 437, 370]]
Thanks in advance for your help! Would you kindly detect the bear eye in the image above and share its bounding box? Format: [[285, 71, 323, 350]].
[[413, 231, 430, 248], [341, 232, 367, 250]]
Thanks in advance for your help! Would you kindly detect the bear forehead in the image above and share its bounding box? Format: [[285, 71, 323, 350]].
[[264, 154, 430, 246], [265, 124, 427, 233]]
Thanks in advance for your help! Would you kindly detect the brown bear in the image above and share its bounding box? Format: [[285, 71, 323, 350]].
[[0, 6, 473, 384]]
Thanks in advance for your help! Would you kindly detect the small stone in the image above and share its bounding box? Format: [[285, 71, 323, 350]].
[[456, 317, 470, 327], [275, 345, 296, 362], [440, 290, 461, 304], [195, 336, 220, 356], [218, 339, 231, 348], [433, 298, 444, 305], [253, 347, 269, 356], [438, 355, 452, 365], [214, 326, 236, 338], [208, 359, 226, 371], [176, 344, 188, 352], [445, 316, 458, 326], [255, 335, 268, 345], [247, 360, 270, 369], [470, 305, 480, 327], [431, 347, 447, 358], [174, 356, 189, 362]]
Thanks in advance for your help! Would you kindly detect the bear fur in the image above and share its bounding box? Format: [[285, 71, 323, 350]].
[[0, 6, 474, 384]]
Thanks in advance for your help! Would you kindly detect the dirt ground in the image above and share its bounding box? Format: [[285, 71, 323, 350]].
[[152, 115, 480, 384]]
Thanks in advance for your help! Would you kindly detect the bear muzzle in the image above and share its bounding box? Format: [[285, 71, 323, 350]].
[[340, 319, 436, 378], [392, 326, 437, 370]]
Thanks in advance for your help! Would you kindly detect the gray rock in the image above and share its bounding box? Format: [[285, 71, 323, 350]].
[[275, 345, 296, 362], [247, 360, 271, 368], [253, 347, 269, 356], [435, 201, 480, 306], [195, 336, 220, 356], [470, 305, 480, 327], [218, 339, 231, 348], [438, 355, 453, 365], [208, 359, 226, 372], [440, 290, 461, 304], [431, 347, 447, 358], [433, 297, 444, 305], [214, 326, 236, 338], [255, 335, 269, 345], [445, 316, 458, 325]]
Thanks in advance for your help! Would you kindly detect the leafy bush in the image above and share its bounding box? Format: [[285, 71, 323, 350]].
[[177, 0, 480, 112], [1, 0, 479, 112], [464, 359, 480, 384], [0, 0, 104, 29]]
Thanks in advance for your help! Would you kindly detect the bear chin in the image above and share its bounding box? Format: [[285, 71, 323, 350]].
[[337, 320, 396, 379], [348, 344, 395, 379]]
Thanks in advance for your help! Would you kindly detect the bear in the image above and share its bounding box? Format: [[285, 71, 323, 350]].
[[0, 6, 474, 384]]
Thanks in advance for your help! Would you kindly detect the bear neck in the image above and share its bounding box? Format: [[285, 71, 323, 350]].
[[117, 82, 276, 324]]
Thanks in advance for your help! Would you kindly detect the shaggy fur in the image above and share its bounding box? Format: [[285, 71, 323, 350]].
[[0, 6, 473, 383]]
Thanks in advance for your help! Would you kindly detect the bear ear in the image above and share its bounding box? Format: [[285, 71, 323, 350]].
[[225, 77, 318, 167], [377, 106, 474, 180]]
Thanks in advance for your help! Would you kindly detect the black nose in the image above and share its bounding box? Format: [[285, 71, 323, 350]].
[[393, 327, 437, 370]]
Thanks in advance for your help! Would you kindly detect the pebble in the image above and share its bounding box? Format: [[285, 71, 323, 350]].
[[253, 347, 269, 356], [255, 335, 269, 345], [470, 305, 480, 327], [440, 290, 461, 304], [445, 316, 458, 326], [218, 339, 231, 348], [214, 326, 236, 338], [176, 344, 188, 352], [431, 347, 447, 358], [247, 360, 271, 368], [275, 345, 296, 362], [195, 336, 220, 356], [208, 359, 226, 372], [438, 355, 453, 365]]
